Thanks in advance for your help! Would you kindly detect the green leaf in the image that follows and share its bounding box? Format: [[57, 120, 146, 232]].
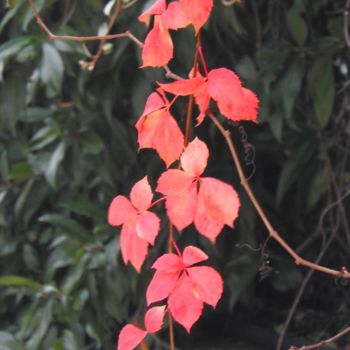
[[40, 43, 64, 98], [45, 141, 66, 188], [39, 213, 94, 243], [277, 139, 316, 205], [287, 7, 308, 46], [82, 132, 104, 155], [0, 275, 42, 290], [61, 200, 106, 220], [0, 36, 35, 62], [307, 167, 329, 210], [0, 331, 23, 350], [307, 57, 335, 127], [10, 162, 33, 181]]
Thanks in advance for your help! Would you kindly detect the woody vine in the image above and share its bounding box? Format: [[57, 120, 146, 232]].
[[27, 0, 350, 349]]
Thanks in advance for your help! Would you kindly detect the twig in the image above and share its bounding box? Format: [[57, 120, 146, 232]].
[[207, 112, 350, 279], [27, 0, 183, 80], [344, 0, 350, 49], [289, 326, 350, 350]]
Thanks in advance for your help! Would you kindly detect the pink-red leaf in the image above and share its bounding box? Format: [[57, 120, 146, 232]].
[[156, 169, 194, 195], [180, 137, 209, 177], [194, 187, 224, 242], [200, 177, 240, 227], [187, 266, 223, 308], [152, 110, 184, 167], [164, 183, 197, 231], [168, 274, 203, 332], [130, 177, 153, 212], [108, 196, 136, 226], [140, 92, 166, 119], [136, 211, 160, 245], [136, 110, 184, 167], [179, 0, 213, 33], [138, 0, 166, 25], [152, 253, 182, 272], [120, 219, 149, 272], [117, 324, 147, 350], [146, 270, 180, 305], [144, 305, 166, 333], [182, 246, 208, 267], [158, 76, 205, 96], [141, 19, 173, 67], [161, 1, 191, 30]]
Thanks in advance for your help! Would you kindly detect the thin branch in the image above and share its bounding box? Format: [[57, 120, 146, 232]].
[[344, 0, 350, 49], [289, 326, 350, 350], [27, 0, 183, 80], [207, 112, 350, 279]]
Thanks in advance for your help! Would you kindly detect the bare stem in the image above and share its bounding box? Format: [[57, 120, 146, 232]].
[[168, 313, 175, 350], [289, 326, 350, 350], [207, 112, 350, 279]]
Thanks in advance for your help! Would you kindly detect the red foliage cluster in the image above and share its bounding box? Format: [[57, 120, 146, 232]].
[[107, 1, 259, 349]]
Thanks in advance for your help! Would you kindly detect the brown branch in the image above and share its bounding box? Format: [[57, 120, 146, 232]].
[[27, 0, 183, 80], [345, 0, 350, 49], [289, 326, 350, 350], [207, 112, 350, 279]]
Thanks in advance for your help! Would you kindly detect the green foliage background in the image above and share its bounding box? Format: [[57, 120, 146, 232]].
[[0, 0, 349, 349]]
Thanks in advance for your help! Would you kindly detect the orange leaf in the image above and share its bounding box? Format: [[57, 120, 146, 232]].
[[141, 19, 173, 67]]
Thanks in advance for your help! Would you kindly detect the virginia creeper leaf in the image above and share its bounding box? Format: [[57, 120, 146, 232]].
[[179, 0, 213, 33], [138, 0, 166, 25], [168, 273, 203, 332], [182, 245, 208, 266], [161, 1, 191, 30], [187, 266, 223, 307], [120, 218, 149, 273], [147, 270, 180, 305], [180, 137, 209, 177], [144, 305, 166, 333], [130, 176, 153, 212], [117, 324, 147, 350], [136, 211, 160, 245], [108, 196, 136, 226], [141, 19, 173, 67]]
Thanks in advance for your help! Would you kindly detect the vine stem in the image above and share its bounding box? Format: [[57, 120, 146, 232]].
[[27, 0, 182, 80], [184, 33, 201, 146], [289, 326, 350, 350], [207, 112, 350, 279]]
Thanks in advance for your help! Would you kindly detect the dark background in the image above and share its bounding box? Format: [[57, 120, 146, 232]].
[[0, 0, 349, 349]]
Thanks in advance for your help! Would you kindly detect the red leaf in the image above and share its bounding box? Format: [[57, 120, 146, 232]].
[[180, 137, 209, 177], [164, 183, 197, 231], [136, 211, 160, 245], [187, 266, 223, 307], [156, 169, 194, 195], [136, 109, 184, 167], [130, 177, 153, 212], [140, 92, 166, 119], [161, 1, 191, 30], [194, 83, 210, 124], [146, 270, 180, 305], [179, 0, 213, 33], [194, 186, 224, 242], [152, 110, 184, 167], [108, 196, 136, 226], [142, 19, 173, 67], [152, 253, 182, 272], [158, 76, 205, 96], [182, 246, 208, 267], [168, 273, 203, 332], [207, 68, 258, 121], [144, 305, 166, 333], [138, 0, 166, 25], [120, 219, 149, 272], [200, 177, 240, 227], [117, 324, 147, 350]]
